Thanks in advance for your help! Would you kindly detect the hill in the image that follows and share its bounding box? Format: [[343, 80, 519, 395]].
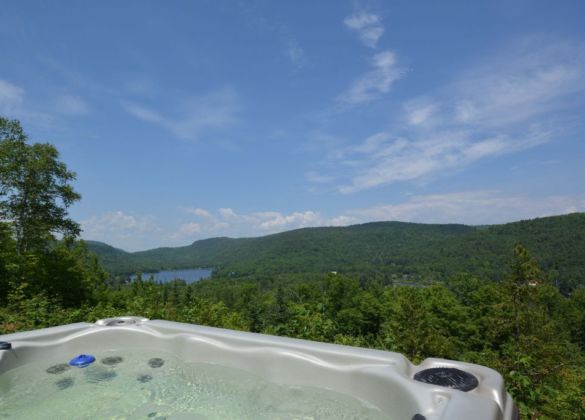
[[87, 213, 585, 291]]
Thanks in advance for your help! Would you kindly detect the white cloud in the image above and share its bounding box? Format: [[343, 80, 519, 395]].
[[255, 210, 322, 230], [404, 100, 439, 126], [178, 207, 354, 239], [122, 88, 240, 141], [212, 222, 229, 231], [344, 12, 384, 48], [85, 193, 585, 250], [339, 50, 405, 105], [453, 40, 585, 127], [346, 191, 585, 226], [170, 222, 201, 241], [0, 79, 89, 125], [81, 211, 161, 251], [288, 45, 305, 63], [329, 215, 358, 226], [82, 211, 159, 235], [305, 171, 335, 184], [324, 38, 585, 193], [338, 128, 549, 194], [173, 89, 239, 139], [454, 100, 476, 123], [120, 102, 163, 124], [351, 132, 395, 155], [287, 40, 306, 69], [124, 76, 159, 96], [185, 207, 212, 218], [218, 207, 239, 221], [54, 94, 90, 116], [0, 79, 25, 115]]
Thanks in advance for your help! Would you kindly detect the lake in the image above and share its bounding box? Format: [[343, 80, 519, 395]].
[[131, 268, 213, 284]]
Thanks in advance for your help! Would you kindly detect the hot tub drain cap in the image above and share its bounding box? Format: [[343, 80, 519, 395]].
[[414, 367, 478, 392], [69, 354, 96, 368]]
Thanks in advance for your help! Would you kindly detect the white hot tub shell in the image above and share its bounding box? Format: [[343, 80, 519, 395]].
[[0, 317, 518, 419]]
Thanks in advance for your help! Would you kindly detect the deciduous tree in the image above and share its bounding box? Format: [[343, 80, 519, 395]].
[[0, 117, 80, 256]]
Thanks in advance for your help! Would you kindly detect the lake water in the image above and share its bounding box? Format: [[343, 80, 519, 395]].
[[131, 268, 212, 284]]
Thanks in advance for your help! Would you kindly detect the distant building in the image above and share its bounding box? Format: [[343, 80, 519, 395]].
[[528, 280, 539, 287]]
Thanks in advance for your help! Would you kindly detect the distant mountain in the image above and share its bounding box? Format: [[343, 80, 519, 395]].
[[85, 240, 129, 257], [87, 213, 585, 291]]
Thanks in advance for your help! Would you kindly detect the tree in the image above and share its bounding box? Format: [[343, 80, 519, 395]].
[[0, 118, 81, 256], [505, 244, 545, 340], [0, 221, 17, 300]]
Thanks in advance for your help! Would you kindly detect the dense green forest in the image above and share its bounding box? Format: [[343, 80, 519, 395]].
[[90, 213, 585, 293], [1, 117, 585, 419]]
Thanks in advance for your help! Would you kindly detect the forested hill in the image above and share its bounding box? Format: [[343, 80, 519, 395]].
[[88, 213, 585, 291]]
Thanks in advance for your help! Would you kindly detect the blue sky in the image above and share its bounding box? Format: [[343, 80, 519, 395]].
[[1, 1, 585, 251]]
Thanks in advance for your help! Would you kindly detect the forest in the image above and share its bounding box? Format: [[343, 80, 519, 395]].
[[1, 117, 584, 419], [89, 212, 585, 294]]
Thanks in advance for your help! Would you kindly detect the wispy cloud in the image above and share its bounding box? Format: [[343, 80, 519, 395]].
[[81, 211, 161, 251], [122, 88, 240, 141], [344, 11, 384, 48], [170, 222, 201, 241], [346, 191, 585, 226], [0, 78, 56, 127], [338, 128, 549, 194], [404, 99, 439, 126], [322, 38, 585, 193], [305, 171, 335, 184], [54, 94, 90, 116], [231, 3, 307, 71], [338, 50, 405, 105], [287, 39, 306, 69], [86, 192, 585, 250], [185, 207, 213, 218], [452, 39, 585, 127], [124, 76, 159, 96], [176, 207, 346, 240], [0, 77, 92, 126], [0, 79, 25, 113], [38, 55, 115, 96], [122, 102, 164, 124]]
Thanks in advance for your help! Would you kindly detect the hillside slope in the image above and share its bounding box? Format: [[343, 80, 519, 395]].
[[88, 213, 585, 290]]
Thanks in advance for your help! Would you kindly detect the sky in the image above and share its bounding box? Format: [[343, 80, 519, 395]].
[[1, 0, 585, 251]]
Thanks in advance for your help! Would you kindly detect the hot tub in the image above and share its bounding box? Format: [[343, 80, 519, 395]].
[[0, 317, 517, 419]]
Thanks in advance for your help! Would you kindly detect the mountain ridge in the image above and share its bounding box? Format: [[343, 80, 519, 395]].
[[87, 213, 585, 291]]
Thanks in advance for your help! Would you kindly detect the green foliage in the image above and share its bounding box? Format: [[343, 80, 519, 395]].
[[570, 288, 585, 350], [0, 222, 17, 301], [0, 118, 102, 309], [381, 284, 470, 361], [30, 240, 108, 307], [0, 117, 80, 256], [4, 242, 585, 419], [89, 213, 585, 292], [0, 283, 85, 333], [1, 117, 584, 419]]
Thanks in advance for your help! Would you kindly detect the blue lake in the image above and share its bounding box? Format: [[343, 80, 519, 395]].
[[131, 268, 213, 284]]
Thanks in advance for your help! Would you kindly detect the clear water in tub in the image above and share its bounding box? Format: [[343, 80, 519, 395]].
[[0, 349, 387, 419]]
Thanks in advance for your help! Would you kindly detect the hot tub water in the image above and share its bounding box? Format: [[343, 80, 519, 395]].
[[0, 349, 386, 419]]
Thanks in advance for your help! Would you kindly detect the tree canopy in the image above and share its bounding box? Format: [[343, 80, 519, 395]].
[[89, 213, 585, 293], [0, 117, 80, 256], [0, 117, 101, 305]]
